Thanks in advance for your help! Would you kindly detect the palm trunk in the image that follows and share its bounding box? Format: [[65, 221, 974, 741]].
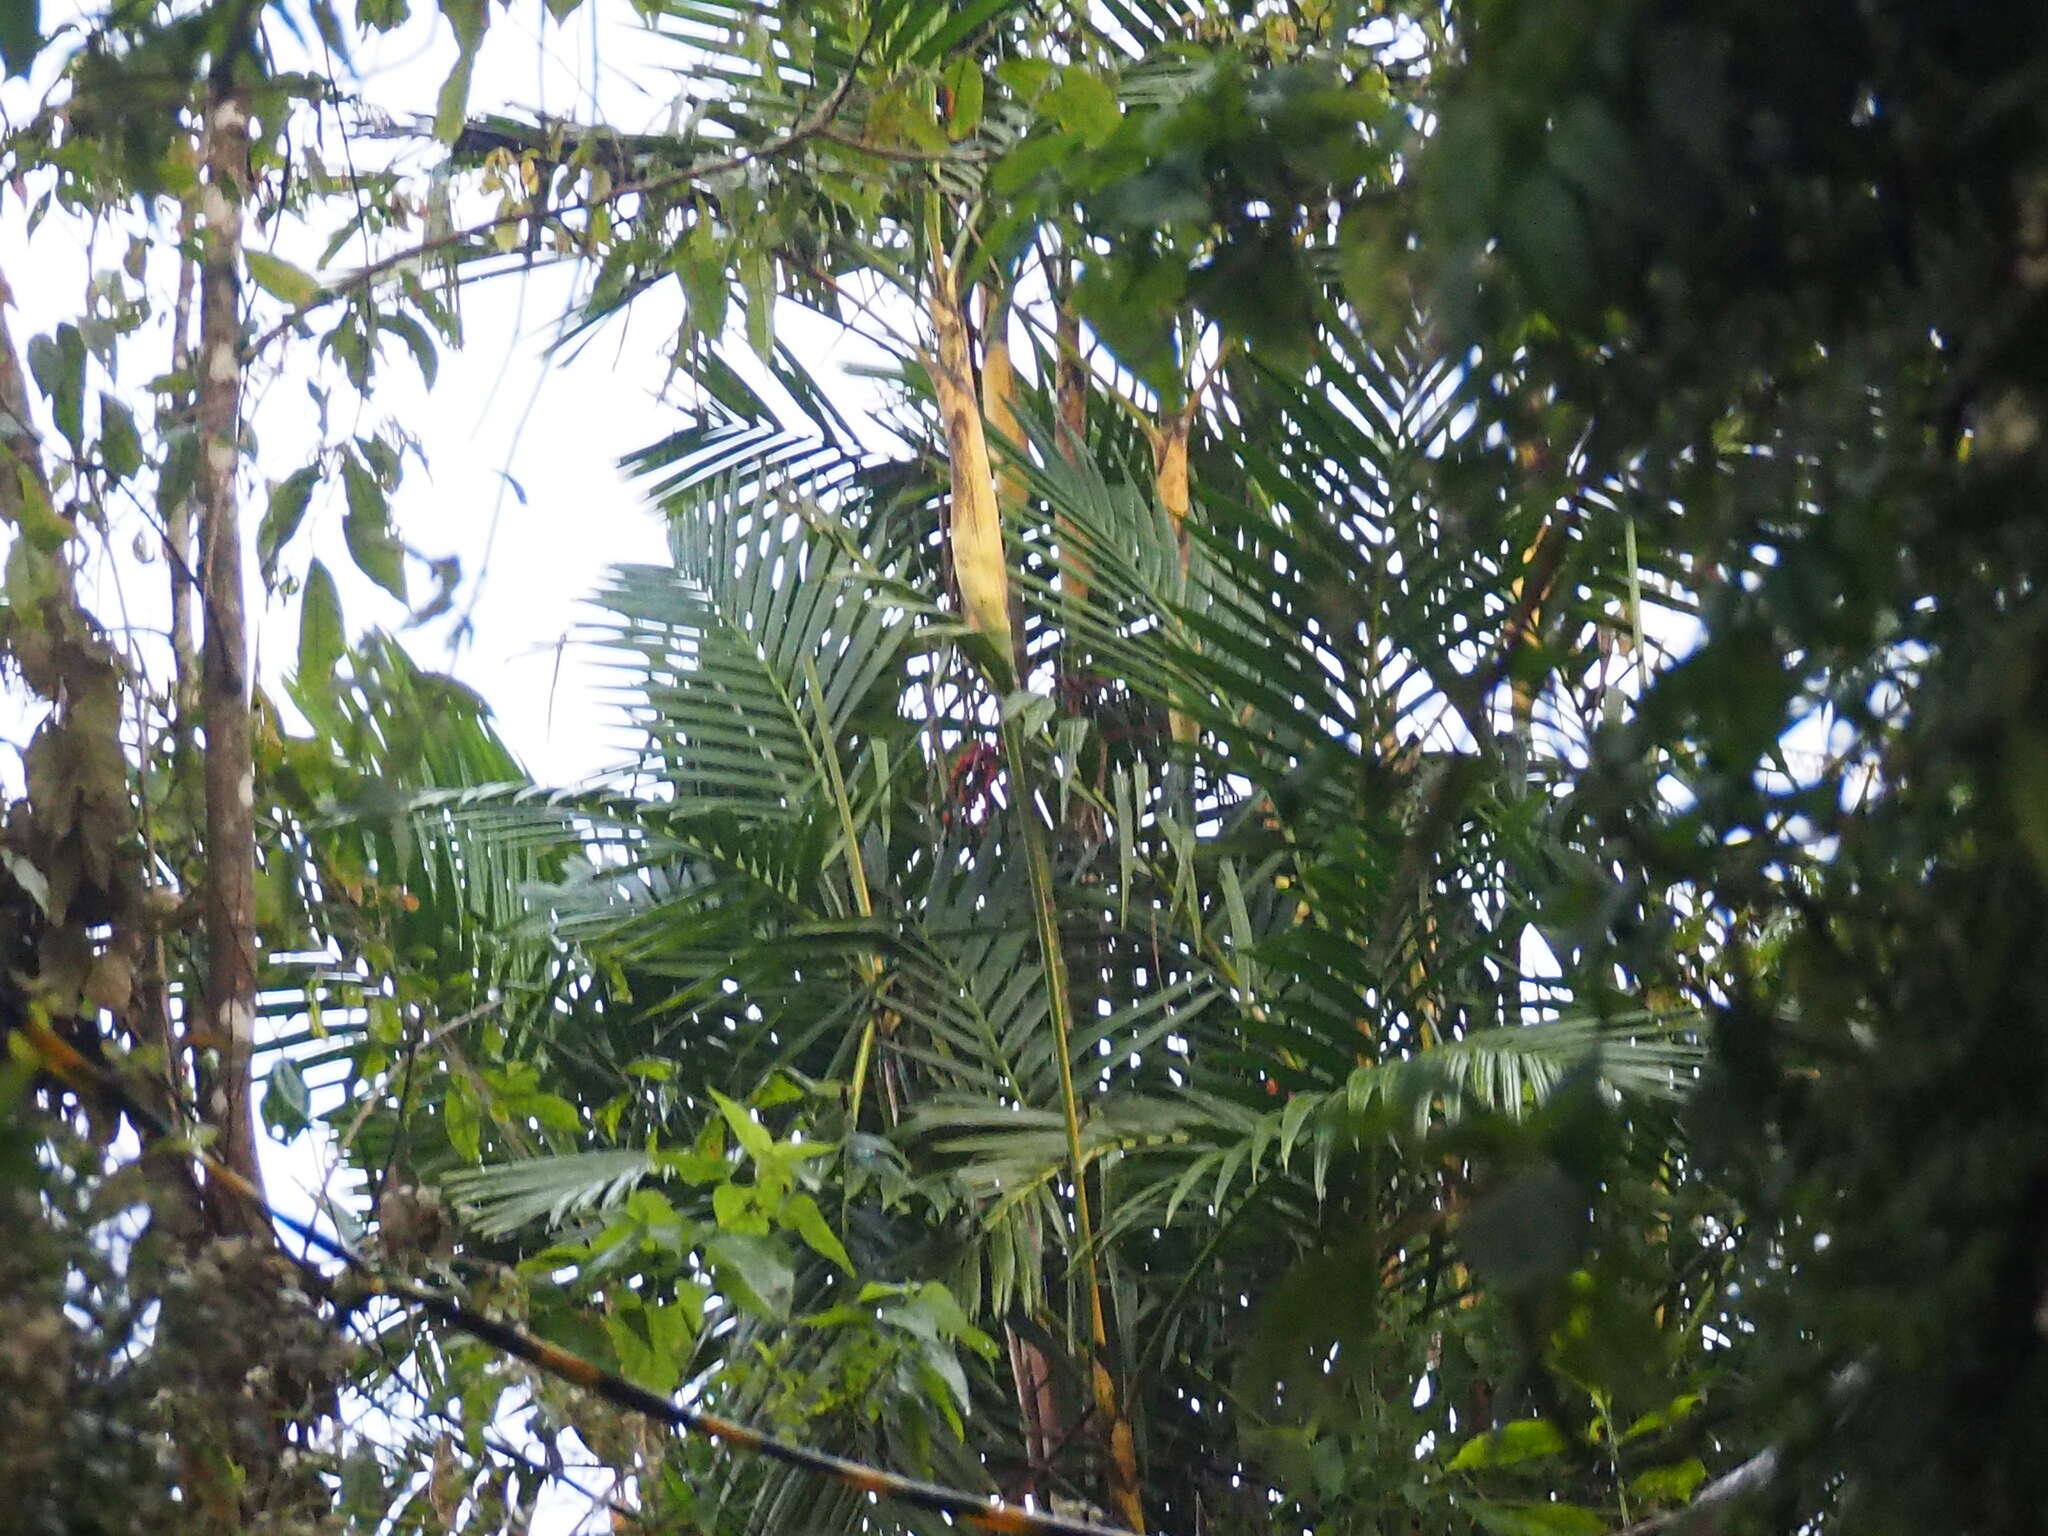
[[930, 226, 1144, 1526]]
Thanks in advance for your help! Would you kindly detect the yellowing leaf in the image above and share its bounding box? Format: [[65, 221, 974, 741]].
[[1448, 1418, 1569, 1470], [245, 250, 323, 308]]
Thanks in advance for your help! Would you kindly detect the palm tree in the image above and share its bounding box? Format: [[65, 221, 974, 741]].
[[317, 5, 1740, 1531]]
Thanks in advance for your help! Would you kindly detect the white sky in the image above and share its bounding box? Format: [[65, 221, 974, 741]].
[[3, 0, 901, 787]]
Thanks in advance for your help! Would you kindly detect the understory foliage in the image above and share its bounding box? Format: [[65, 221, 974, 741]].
[[3, 1, 2047, 1534]]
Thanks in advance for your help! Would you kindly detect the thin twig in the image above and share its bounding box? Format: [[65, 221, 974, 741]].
[[20, 1010, 1148, 1536], [243, 28, 875, 364]]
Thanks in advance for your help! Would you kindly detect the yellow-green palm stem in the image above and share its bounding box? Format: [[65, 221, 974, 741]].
[[999, 718, 1147, 1532]]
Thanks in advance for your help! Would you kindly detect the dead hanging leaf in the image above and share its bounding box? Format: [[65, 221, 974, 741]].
[[981, 292, 1027, 515], [1154, 408, 1197, 747], [930, 255, 1013, 672], [84, 949, 133, 1014]]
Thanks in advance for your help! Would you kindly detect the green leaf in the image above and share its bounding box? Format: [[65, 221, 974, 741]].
[[245, 250, 323, 308], [0, 0, 40, 78], [713, 1180, 770, 1235], [644, 1295, 698, 1368], [28, 323, 86, 449], [661, 1151, 731, 1184], [945, 55, 985, 139], [1620, 1392, 1702, 1444], [259, 465, 322, 583], [297, 559, 344, 687], [1448, 1418, 1569, 1470], [605, 1305, 680, 1394], [378, 311, 440, 387], [434, 0, 487, 143], [1463, 1500, 1608, 1536], [675, 224, 729, 342], [98, 394, 142, 479], [1629, 1459, 1708, 1505], [1043, 69, 1121, 147], [709, 1088, 777, 1164], [341, 453, 406, 601], [739, 248, 774, 364], [995, 57, 1051, 99], [262, 1059, 312, 1136], [444, 1078, 482, 1162], [780, 1191, 852, 1273], [707, 1232, 794, 1320], [749, 1071, 804, 1108]]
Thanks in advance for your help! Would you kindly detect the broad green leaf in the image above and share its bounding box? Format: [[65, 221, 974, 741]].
[[378, 311, 439, 387], [944, 55, 985, 139], [341, 454, 406, 600], [1043, 69, 1120, 147], [434, 0, 487, 143], [444, 1079, 481, 1162], [259, 465, 322, 583], [28, 323, 85, 448], [97, 394, 142, 479], [297, 559, 344, 686], [605, 1305, 680, 1394], [713, 1180, 770, 1235], [709, 1088, 777, 1164], [780, 1191, 852, 1273], [261, 1059, 311, 1135], [707, 1232, 794, 1321], [245, 250, 322, 308], [995, 57, 1051, 99], [1464, 1500, 1608, 1536], [1629, 1459, 1708, 1504], [675, 224, 729, 342], [0, 0, 39, 77], [1449, 1418, 1569, 1470], [1621, 1393, 1703, 1443]]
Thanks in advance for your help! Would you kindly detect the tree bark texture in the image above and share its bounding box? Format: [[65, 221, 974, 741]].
[[196, 81, 270, 1237]]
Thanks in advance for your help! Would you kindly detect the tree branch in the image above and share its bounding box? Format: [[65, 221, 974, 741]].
[[242, 33, 875, 364]]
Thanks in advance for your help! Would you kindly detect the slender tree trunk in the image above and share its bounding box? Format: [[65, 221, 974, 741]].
[[169, 196, 202, 728], [1054, 270, 1090, 608], [194, 78, 270, 1238]]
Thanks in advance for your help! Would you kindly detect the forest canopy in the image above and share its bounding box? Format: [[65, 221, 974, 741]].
[[3, 1, 2047, 1533]]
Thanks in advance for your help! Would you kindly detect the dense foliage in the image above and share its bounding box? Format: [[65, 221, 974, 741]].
[[3, 1, 2046, 1534]]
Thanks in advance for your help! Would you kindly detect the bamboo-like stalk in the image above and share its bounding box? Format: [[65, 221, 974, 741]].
[[1000, 718, 1147, 1533], [931, 232, 1144, 1527], [807, 657, 897, 1133]]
